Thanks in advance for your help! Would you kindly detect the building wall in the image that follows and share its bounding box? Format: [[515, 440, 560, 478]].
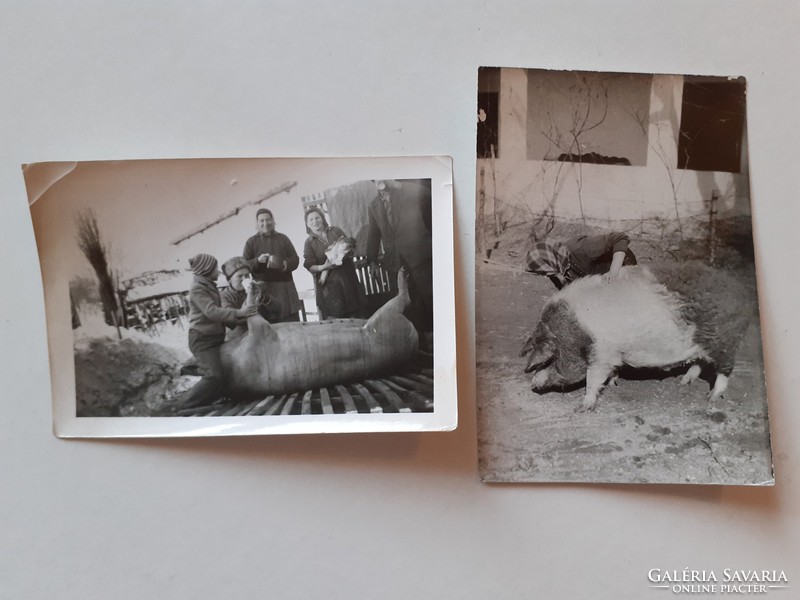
[[477, 68, 751, 238]]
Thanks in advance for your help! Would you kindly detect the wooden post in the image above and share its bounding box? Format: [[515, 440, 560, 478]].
[[111, 306, 122, 340], [477, 166, 486, 257], [490, 144, 501, 237], [708, 189, 719, 266], [70, 289, 81, 330], [117, 289, 128, 328]]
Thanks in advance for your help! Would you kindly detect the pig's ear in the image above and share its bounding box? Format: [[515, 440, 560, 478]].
[[520, 322, 554, 357], [524, 327, 557, 372], [519, 334, 535, 357], [525, 343, 556, 373]]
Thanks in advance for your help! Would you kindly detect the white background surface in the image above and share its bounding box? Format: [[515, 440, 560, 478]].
[[1, 2, 798, 598]]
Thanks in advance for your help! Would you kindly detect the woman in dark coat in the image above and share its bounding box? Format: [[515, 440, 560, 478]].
[[303, 207, 365, 319], [242, 208, 303, 322]]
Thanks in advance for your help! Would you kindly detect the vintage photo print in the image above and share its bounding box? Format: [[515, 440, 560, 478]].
[[476, 68, 773, 484], [25, 156, 456, 437]]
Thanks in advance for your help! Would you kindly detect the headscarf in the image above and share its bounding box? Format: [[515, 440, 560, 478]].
[[524, 241, 572, 284], [189, 253, 218, 277]]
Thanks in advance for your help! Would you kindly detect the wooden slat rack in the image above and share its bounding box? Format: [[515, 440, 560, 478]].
[[176, 367, 434, 417]]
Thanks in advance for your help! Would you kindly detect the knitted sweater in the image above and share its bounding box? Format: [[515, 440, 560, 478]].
[[187, 275, 240, 336]]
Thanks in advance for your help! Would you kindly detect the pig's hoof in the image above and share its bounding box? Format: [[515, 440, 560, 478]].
[[575, 401, 596, 413], [706, 374, 729, 402], [680, 364, 702, 385]]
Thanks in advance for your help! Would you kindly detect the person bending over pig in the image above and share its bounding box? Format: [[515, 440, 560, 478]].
[[524, 231, 637, 289], [179, 253, 258, 408]]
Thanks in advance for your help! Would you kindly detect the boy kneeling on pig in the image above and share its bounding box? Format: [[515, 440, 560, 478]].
[[179, 253, 258, 409]]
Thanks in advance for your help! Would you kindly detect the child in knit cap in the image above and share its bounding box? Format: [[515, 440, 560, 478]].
[[180, 253, 258, 408], [220, 256, 283, 332]]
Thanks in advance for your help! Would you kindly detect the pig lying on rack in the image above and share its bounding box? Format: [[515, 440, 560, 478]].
[[520, 262, 753, 412], [219, 270, 419, 397]]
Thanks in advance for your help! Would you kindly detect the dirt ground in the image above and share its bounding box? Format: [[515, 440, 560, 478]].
[[75, 336, 195, 417], [475, 224, 773, 485], [73, 307, 195, 416]]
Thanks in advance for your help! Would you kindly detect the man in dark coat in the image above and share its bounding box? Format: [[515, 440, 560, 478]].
[[366, 179, 433, 334]]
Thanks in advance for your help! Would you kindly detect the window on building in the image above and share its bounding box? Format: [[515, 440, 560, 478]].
[[526, 70, 651, 166], [677, 77, 746, 173], [477, 67, 500, 158]]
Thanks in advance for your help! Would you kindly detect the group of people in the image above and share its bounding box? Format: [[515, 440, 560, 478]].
[[178, 179, 434, 409]]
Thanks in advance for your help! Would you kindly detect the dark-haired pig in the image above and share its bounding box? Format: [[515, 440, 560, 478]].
[[519, 262, 753, 412]]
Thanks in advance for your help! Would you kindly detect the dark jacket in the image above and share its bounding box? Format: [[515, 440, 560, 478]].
[[242, 231, 302, 318], [221, 285, 283, 324], [242, 231, 300, 282], [565, 232, 632, 277], [366, 181, 432, 273], [187, 275, 240, 336]]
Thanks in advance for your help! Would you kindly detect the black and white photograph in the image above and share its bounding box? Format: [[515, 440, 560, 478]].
[[476, 68, 772, 484], [26, 156, 456, 437]]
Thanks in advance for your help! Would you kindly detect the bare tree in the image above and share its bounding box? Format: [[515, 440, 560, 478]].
[[75, 209, 121, 337], [69, 287, 81, 330], [630, 108, 685, 242], [535, 73, 615, 233]]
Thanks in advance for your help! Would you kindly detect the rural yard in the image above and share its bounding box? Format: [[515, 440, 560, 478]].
[[475, 225, 773, 485]]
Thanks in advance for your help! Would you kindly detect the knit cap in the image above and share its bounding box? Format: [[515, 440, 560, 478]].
[[222, 256, 250, 279], [189, 253, 218, 277]]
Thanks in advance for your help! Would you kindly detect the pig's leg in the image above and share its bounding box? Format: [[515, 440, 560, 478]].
[[705, 330, 738, 402], [577, 363, 613, 412], [242, 280, 277, 340], [707, 373, 729, 402], [363, 268, 418, 355], [364, 268, 412, 330], [680, 364, 702, 385]]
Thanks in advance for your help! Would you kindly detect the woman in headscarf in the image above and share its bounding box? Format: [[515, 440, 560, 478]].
[[525, 231, 637, 289], [303, 207, 365, 319]]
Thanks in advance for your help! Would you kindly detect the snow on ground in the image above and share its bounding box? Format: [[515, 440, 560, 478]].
[[73, 304, 194, 416], [74, 305, 192, 357]]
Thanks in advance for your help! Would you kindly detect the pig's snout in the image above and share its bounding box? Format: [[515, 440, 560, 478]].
[[530, 367, 555, 391]]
